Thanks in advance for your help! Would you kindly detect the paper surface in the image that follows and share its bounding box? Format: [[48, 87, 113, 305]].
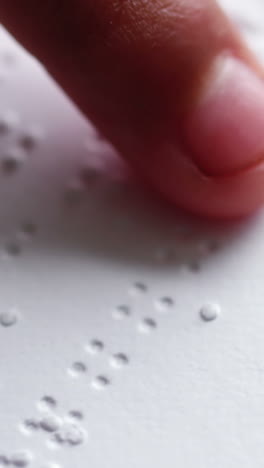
[[0, 1, 264, 467]]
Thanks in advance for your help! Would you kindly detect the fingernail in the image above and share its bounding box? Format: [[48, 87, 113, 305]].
[[183, 55, 264, 176]]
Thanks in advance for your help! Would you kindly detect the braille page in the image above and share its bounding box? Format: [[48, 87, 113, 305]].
[[0, 1, 264, 467]]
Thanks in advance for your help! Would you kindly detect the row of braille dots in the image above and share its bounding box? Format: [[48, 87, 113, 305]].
[[63, 170, 222, 272], [0, 452, 33, 467], [64, 127, 113, 205], [19, 395, 87, 450], [3, 220, 37, 259], [0, 111, 42, 174], [113, 302, 221, 328], [129, 281, 221, 322], [0, 112, 103, 207], [0, 284, 221, 332], [65, 130, 222, 274], [111, 282, 221, 348], [154, 237, 221, 271], [0, 222, 37, 326], [0, 452, 59, 468], [113, 297, 174, 329]]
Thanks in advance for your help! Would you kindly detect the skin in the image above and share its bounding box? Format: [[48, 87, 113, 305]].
[[0, 0, 264, 218]]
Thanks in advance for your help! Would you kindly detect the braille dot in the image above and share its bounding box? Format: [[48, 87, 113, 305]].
[[10, 451, 33, 467], [208, 240, 221, 253], [200, 303, 221, 322], [52, 423, 86, 447], [40, 415, 62, 433], [19, 127, 43, 151], [68, 361, 87, 378], [2, 148, 25, 173], [0, 111, 18, 134], [5, 241, 21, 256], [0, 455, 9, 465], [20, 419, 40, 435], [110, 353, 129, 369], [155, 297, 174, 312], [38, 396, 57, 412], [138, 318, 157, 334], [196, 240, 221, 256], [68, 410, 84, 421], [129, 282, 148, 296], [188, 260, 201, 272], [0, 308, 19, 327], [84, 339, 104, 354], [20, 222, 37, 237], [112, 305, 131, 320], [92, 375, 110, 390]]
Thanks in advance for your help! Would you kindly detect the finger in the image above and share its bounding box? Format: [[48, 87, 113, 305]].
[[1, 0, 264, 217]]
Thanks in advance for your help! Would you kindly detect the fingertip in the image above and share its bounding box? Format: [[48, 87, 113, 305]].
[[182, 54, 264, 178], [129, 138, 264, 219]]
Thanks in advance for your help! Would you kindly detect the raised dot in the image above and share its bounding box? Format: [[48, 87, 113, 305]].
[[5, 241, 21, 256], [20, 222, 37, 237], [92, 375, 110, 390], [19, 127, 43, 151], [112, 305, 131, 320], [20, 419, 40, 435], [196, 239, 221, 256], [68, 361, 87, 378], [2, 148, 25, 173], [0, 111, 18, 134], [138, 318, 157, 334], [84, 339, 104, 355], [200, 303, 221, 322], [0, 455, 9, 465], [188, 260, 201, 272], [110, 353, 129, 369], [38, 396, 57, 412], [155, 297, 174, 312], [40, 415, 62, 433], [68, 410, 84, 421], [0, 308, 19, 327], [129, 282, 148, 296], [10, 451, 33, 467], [52, 423, 86, 447]]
